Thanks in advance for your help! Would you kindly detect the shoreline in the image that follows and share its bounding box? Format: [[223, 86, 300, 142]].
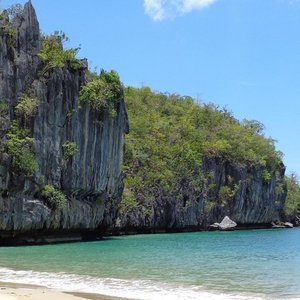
[[1, 224, 298, 246], [0, 282, 133, 300]]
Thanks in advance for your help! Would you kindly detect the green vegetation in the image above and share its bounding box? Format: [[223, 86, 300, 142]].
[[121, 87, 283, 212], [41, 184, 68, 210], [6, 121, 38, 175], [62, 141, 77, 161], [15, 94, 38, 119], [0, 4, 22, 45], [219, 185, 238, 201], [0, 9, 17, 47], [262, 169, 272, 183], [119, 187, 140, 213], [285, 173, 300, 215], [0, 100, 9, 114], [38, 31, 81, 74], [79, 70, 123, 117]]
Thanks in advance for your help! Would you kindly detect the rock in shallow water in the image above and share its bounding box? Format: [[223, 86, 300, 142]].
[[211, 216, 237, 231]]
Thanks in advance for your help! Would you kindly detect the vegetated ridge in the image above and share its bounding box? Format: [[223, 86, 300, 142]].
[[115, 87, 298, 232]]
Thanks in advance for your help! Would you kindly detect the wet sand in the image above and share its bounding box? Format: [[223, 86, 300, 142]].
[[0, 282, 133, 300]]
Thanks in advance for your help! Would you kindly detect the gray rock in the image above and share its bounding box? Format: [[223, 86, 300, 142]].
[[284, 222, 293, 228], [116, 157, 286, 231], [0, 1, 128, 244], [216, 216, 237, 230]]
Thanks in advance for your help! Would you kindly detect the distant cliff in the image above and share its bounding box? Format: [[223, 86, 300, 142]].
[[115, 87, 287, 232], [117, 156, 286, 232], [0, 2, 128, 244]]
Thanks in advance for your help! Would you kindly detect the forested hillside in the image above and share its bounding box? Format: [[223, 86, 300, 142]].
[[117, 87, 287, 230]]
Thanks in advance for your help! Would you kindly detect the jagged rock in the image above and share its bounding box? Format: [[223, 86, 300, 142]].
[[212, 216, 237, 231], [0, 2, 128, 244], [271, 222, 285, 228], [284, 222, 293, 228], [116, 157, 287, 232]]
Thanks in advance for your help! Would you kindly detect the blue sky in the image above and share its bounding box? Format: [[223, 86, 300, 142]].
[[2, 0, 300, 176]]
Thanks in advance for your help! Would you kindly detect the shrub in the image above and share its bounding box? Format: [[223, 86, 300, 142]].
[[41, 184, 68, 210], [15, 94, 38, 119], [0, 15, 17, 47], [219, 184, 238, 201], [79, 70, 123, 117], [62, 141, 77, 161], [38, 31, 81, 74], [284, 173, 300, 215], [0, 100, 9, 114], [262, 169, 272, 183], [204, 199, 218, 214], [6, 121, 38, 175]]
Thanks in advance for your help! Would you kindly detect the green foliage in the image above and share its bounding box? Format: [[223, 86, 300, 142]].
[[38, 31, 81, 74], [41, 184, 68, 210], [262, 169, 272, 183], [0, 9, 17, 47], [6, 122, 38, 175], [4, 25, 16, 46], [120, 187, 139, 211], [0, 100, 9, 114], [119, 187, 151, 216], [122, 86, 283, 212], [15, 94, 38, 119], [204, 199, 218, 214], [219, 184, 238, 201], [62, 141, 77, 161], [79, 70, 123, 117], [285, 173, 300, 215]]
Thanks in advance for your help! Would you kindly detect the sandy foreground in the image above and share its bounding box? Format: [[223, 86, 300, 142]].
[[0, 282, 132, 300]]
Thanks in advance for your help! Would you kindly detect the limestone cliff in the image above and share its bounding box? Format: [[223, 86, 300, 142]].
[[116, 157, 286, 232], [115, 86, 287, 233], [0, 2, 128, 244]]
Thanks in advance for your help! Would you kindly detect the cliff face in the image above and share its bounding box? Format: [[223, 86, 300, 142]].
[[116, 158, 286, 232], [0, 2, 128, 244]]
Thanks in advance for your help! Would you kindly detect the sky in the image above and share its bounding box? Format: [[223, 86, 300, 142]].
[[1, 0, 300, 176]]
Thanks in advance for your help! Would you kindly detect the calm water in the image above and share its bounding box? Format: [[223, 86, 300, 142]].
[[0, 229, 299, 299]]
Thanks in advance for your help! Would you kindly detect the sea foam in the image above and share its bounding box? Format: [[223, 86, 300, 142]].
[[0, 266, 276, 300]]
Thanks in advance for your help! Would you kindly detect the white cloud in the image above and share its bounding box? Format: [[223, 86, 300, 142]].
[[144, 0, 217, 21]]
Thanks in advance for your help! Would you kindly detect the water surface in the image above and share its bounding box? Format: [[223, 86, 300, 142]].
[[0, 229, 299, 299]]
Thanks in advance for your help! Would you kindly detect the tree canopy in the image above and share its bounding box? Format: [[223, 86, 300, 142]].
[[121, 86, 283, 211]]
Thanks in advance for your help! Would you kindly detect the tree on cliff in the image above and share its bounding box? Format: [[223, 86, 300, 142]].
[[285, 172, 300, 216]]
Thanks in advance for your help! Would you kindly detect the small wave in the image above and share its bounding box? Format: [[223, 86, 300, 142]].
[[0, 266, 284, 300]]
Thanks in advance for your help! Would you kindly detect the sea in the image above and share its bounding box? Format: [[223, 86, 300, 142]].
[[0, 228, 299, 300]]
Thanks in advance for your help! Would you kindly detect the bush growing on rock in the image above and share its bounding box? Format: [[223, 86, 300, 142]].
[[285, 173, 300, 216], [62, 141, 77, 161], [6, 122, 37, 175], [41, 185, 68, 211], [15, 94, 38, 120], [79, 70, 123, 118], [38, 31, 81, 74]]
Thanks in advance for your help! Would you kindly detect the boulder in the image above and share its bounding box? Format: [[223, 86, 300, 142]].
[[210, 216, 237, 231], [284, 222, 294, 228]]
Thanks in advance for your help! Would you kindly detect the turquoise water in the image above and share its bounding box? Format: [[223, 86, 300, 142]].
[[0, 229, 299, 299]]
